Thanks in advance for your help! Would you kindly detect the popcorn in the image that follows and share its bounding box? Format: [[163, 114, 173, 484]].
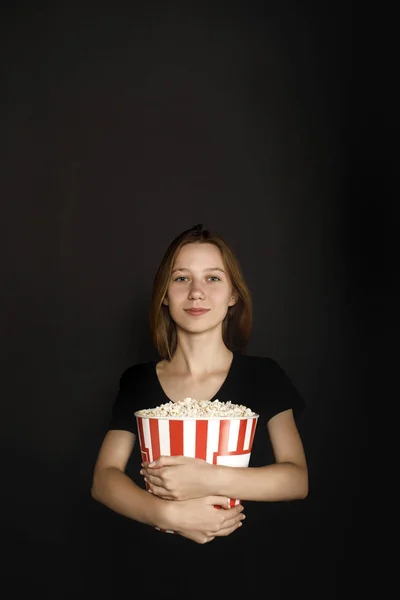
[[135, 397, 256, 418]]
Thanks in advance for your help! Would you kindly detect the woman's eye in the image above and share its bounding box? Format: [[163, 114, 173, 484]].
[[173, 275, 220, 282]]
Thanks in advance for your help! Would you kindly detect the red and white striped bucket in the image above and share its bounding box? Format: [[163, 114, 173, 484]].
[[135, 413, 259, 533]]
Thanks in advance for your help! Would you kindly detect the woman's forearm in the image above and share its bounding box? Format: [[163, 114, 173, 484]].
[[91, 466, 173, 529], [209, 462, 308, 502]]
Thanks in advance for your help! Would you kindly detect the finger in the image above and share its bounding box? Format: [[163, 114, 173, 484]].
[[224, 503, 244, 517], [221, 512, 246, 530], [143, 473, 165, 487], [215, 521, 243, 537], [208, 496, 242, 509], [147, 455, 185, 468], [140, 467, 164, 478], [147, 484, 174, 500], [219, 504, 244, 520]]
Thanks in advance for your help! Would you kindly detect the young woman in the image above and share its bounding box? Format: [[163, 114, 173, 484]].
[[91, 224, 308, 588]]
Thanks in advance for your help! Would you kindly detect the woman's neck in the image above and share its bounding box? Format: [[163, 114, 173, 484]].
[[170, 332, 233, 377]]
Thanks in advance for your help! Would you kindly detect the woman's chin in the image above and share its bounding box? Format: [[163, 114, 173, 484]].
[[175, 320, 223, 336]]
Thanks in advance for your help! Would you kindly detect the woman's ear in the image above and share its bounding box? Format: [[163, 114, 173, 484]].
[[162, 296, 169, 306], [228, 294, 237, 307]]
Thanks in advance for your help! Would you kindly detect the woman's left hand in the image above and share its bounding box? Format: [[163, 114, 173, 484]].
[[140, 456, 213, 501]]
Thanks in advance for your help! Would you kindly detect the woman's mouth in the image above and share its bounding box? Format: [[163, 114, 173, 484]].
[[184, 309, 210, 316]]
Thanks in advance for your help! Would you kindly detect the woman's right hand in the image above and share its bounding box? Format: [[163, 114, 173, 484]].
[[166, 496, 245, 544]]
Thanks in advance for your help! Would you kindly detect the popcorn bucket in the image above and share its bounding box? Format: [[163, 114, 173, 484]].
[[134, 412, 259, 533]]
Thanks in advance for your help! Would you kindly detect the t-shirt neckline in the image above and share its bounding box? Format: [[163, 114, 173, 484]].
[[153, 351, 237, 404]]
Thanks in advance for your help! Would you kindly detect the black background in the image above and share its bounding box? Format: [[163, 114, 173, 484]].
[[2, 1, 391, 597]]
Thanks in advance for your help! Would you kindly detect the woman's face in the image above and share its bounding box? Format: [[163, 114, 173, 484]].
[[163, 243, 236, 335]]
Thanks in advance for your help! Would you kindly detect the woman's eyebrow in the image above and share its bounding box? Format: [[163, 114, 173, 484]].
[[171, 267, 225, 274]]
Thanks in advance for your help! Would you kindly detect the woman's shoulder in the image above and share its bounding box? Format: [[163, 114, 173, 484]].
[[235, 352, 280, 370], [118, 360, 156, 388], [235, 352, 305, 417], [235, 352, 295, 383]]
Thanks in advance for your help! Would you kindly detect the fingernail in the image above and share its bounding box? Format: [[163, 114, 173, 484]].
[[241, 514, 246, 520]]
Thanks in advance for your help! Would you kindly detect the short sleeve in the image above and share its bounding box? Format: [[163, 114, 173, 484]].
[[262, 358, 306, 423], [109, 366, 139, 435]]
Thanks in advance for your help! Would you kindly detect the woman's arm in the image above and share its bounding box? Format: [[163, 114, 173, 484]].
[[91, 430, 173, 529], [212, 409, 308, 501], [143, 409, 308, 502], [91, 430, 245, 543]]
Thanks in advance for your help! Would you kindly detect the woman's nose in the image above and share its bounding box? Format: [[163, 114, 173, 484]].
[[188, 284, 205, 300]]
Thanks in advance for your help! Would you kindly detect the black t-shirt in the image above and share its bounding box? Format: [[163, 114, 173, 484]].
[[107, 352, 306, 582]]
